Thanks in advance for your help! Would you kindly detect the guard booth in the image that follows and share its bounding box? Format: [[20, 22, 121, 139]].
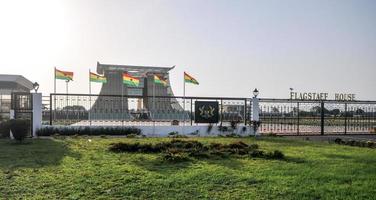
[[0, 74, 41, 138], [11, 93, 33, 137], [10, 92, 42, 138]]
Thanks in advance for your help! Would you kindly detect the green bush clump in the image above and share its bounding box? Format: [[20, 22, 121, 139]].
[[0, 120, 10, 138], [266, 150, 285, 159], [37, 126, 141, 136], [334, 138, 376, 149], [170, 134, 189, 138], [9, 119, 30, 142], [109, 139, 285, 162], [162, 148, 190, 162], [249, 149, 265, 158]]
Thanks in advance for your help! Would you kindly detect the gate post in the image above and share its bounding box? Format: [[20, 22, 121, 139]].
[[32, 93, 42, 137], [321, 101, 325, 135], [9, 109, 15, 139], [297, 102, 300, 135], [251, 97, 260, 135]]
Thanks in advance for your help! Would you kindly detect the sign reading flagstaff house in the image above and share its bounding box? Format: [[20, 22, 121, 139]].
[[290, 92, 356, 101], [194, 101, 219, 123]]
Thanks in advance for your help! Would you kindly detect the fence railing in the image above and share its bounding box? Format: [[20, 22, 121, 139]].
[[258, 98, 376, 135], [43, 94, 376, 135], [47, 93, 250, 127]]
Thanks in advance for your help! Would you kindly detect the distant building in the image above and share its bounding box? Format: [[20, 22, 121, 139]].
[[91, 62, 186, 120], [0, 74, 34, 119], [0, 74, 33, 94]]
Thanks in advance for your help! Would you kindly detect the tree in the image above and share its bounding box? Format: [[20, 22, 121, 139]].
[[355, 108, 365, 115], [330, 109, 340, 116]]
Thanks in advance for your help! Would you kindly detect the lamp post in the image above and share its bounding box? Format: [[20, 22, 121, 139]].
[[253, 88, 259, 98], [289, 88, 294, 116], [251, 88, 260, 136]]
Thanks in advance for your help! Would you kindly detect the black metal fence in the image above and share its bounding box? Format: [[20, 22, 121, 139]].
[[46, 93, 249, 127], [0, 94, 11, 120], [44, 94, 376, 135], [259, 99, 376, 135]]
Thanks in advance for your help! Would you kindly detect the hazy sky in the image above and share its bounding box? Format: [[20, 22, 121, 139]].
[[0, 0, 375, 100]]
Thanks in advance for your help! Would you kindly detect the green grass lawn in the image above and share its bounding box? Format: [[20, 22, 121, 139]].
[[1, 137, 375, 200]]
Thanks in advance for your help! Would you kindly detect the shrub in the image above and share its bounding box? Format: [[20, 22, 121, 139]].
[[126, 134, 138, 138], [109, 142, 141, 153], [225, 133, 241, 138], [218, 126, 228, 132], [209, 143, 225, 150], [37, 126, 141, 136], [230, 120, 239, 130], [228, 141, 248, 149], [207, 124, 213, 134], [249, 149, 265, 158], [334, 138, 342, 144], [266, 132, 278, 137], [162, 148, 189, 162], [0, 120, 10, 138], [241, 126, 247, 133], [168, 131, 178, 136], [9, 119, 30, 142], [266, 150, 285, 160], [170, 134, 188, 138], [109, 140, 285, 161], [249, 144, 259, 150]]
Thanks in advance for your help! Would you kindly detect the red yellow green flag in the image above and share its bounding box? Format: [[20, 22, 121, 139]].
[[123, 73, 140, 87], [90, 72, 107, 83], [154, 75, 168, 86], [184, 72, 199, 85], [55, 68, 73, 81]]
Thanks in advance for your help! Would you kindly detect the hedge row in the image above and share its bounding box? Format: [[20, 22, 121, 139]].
[[37, 126, 141, 136], [109, 139, 285, 162], [334, 138, 376, 148]]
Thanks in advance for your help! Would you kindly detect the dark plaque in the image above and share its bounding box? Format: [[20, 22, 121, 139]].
[[194, 101, 219, 123]]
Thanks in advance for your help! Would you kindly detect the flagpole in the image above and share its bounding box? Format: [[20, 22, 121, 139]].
[[153, 75, 156, 135], [54, 67, 56, 125], [121, 74, 124, 126], [89, 69, 92, 126], [54, 67, 56, 94], [65, 79, 69, 121], [183, 73, 186, 134]]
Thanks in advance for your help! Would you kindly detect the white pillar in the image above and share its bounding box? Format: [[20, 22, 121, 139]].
[[251, 97, 260, 135], [32, 93, 42, 137], [9, 109, 15, 139], [251, 97, 260, 121]]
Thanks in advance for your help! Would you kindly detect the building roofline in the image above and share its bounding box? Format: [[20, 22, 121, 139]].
[[0, 74, 34, 90], [97, 61, 175, 74]]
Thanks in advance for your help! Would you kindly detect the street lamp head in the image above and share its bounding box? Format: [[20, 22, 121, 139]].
[[32, 82, 39, 93], [253, 88, 259, 97]]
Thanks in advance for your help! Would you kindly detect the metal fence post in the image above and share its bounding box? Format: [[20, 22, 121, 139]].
[[344, 103, 347, 134], [297, 102, 300, 135], [49, 94, 52, 125], [220, 99, 223, 126], [321, 101, 325, 135], [244, 99, 247, 126], [190, 98, 193, 126]]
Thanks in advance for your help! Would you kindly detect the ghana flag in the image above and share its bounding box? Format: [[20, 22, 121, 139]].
[[184, 72, 199, 85], [154, 75, 168, 86], [55, 68, 73, 81], [90, 72, 107, 83], [123, 73, 140, 87]]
